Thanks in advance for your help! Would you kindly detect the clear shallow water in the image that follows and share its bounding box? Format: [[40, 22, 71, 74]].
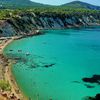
[[3, 27, 100, 100]]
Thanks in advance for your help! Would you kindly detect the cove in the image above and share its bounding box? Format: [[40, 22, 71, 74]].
[[3, 27, 100, 100]]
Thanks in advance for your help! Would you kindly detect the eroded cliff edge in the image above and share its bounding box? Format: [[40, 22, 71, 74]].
[[0, 11, 100, 37]]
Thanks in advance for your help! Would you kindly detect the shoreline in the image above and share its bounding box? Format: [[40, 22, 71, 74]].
[[5, 59, 28, 100], [0, 25, 100, 100], [0, 37, 27, 100]]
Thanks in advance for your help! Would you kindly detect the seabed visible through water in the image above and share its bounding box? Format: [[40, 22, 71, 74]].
[[3, 27, 100, 100]]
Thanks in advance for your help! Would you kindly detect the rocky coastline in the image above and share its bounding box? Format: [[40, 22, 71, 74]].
[[0, 11, 100, 100], [0, 12, 100, 37]]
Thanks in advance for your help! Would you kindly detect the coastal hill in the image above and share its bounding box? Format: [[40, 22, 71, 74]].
[[0, 1, 100, 100], [0, 9, 100, 37], [0, 0, 100, 10], [61, 1, 100, 10], [0, 1, 100, 37], [0, 0, 50, 8]]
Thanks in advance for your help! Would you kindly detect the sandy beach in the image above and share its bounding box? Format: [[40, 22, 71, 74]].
[[0, 37, 27, 100]]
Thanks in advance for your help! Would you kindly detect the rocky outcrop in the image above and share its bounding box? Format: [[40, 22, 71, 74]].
[[0, 12, 100, 37]]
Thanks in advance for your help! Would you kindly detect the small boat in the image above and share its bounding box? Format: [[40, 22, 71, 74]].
[[26, 52, 30, 56]]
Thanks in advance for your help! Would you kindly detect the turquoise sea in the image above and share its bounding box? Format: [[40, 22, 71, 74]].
[[3, 27, 100, 100]]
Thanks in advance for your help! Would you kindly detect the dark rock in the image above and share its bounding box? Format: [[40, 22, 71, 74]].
[[95, 94, 100, 100], [85, 94, 100, 100], [44, 63, 55, 68], [82, 78, 98, 83], [9, 49, 13, 51], [82, 75, 100, 84]]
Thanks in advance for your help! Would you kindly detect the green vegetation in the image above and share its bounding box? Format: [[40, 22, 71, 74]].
[[0, 7, 100, 20], [0, 80, 11, 91], [31, 7, 100, 15], [0, 9, 22, 20], [0, 0, 100, 10], [62, 1, 100, 10], [0, 0, 48, 8], [0, 1, 100, 20]]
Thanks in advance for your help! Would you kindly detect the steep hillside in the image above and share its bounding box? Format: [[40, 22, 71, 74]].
[[62, 1, 100, 10], [0, 10, 100, 37]]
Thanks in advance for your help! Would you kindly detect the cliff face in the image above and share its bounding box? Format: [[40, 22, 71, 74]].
[[0, 12, 100, 37]]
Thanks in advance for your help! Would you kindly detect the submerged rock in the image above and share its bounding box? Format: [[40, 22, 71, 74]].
[[82, 74, 100, 84], [84, 94, 100, 100], [43, 63, 55, 68], [95, 94, 100, 100]]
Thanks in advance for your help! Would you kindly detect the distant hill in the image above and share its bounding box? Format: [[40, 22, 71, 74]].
[[61, 1, 100, 10], [0, 0, 100, 10], [0, 0, 50, 8]]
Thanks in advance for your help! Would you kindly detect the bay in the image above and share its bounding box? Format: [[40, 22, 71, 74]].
[[4, 27, 100, 100]]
